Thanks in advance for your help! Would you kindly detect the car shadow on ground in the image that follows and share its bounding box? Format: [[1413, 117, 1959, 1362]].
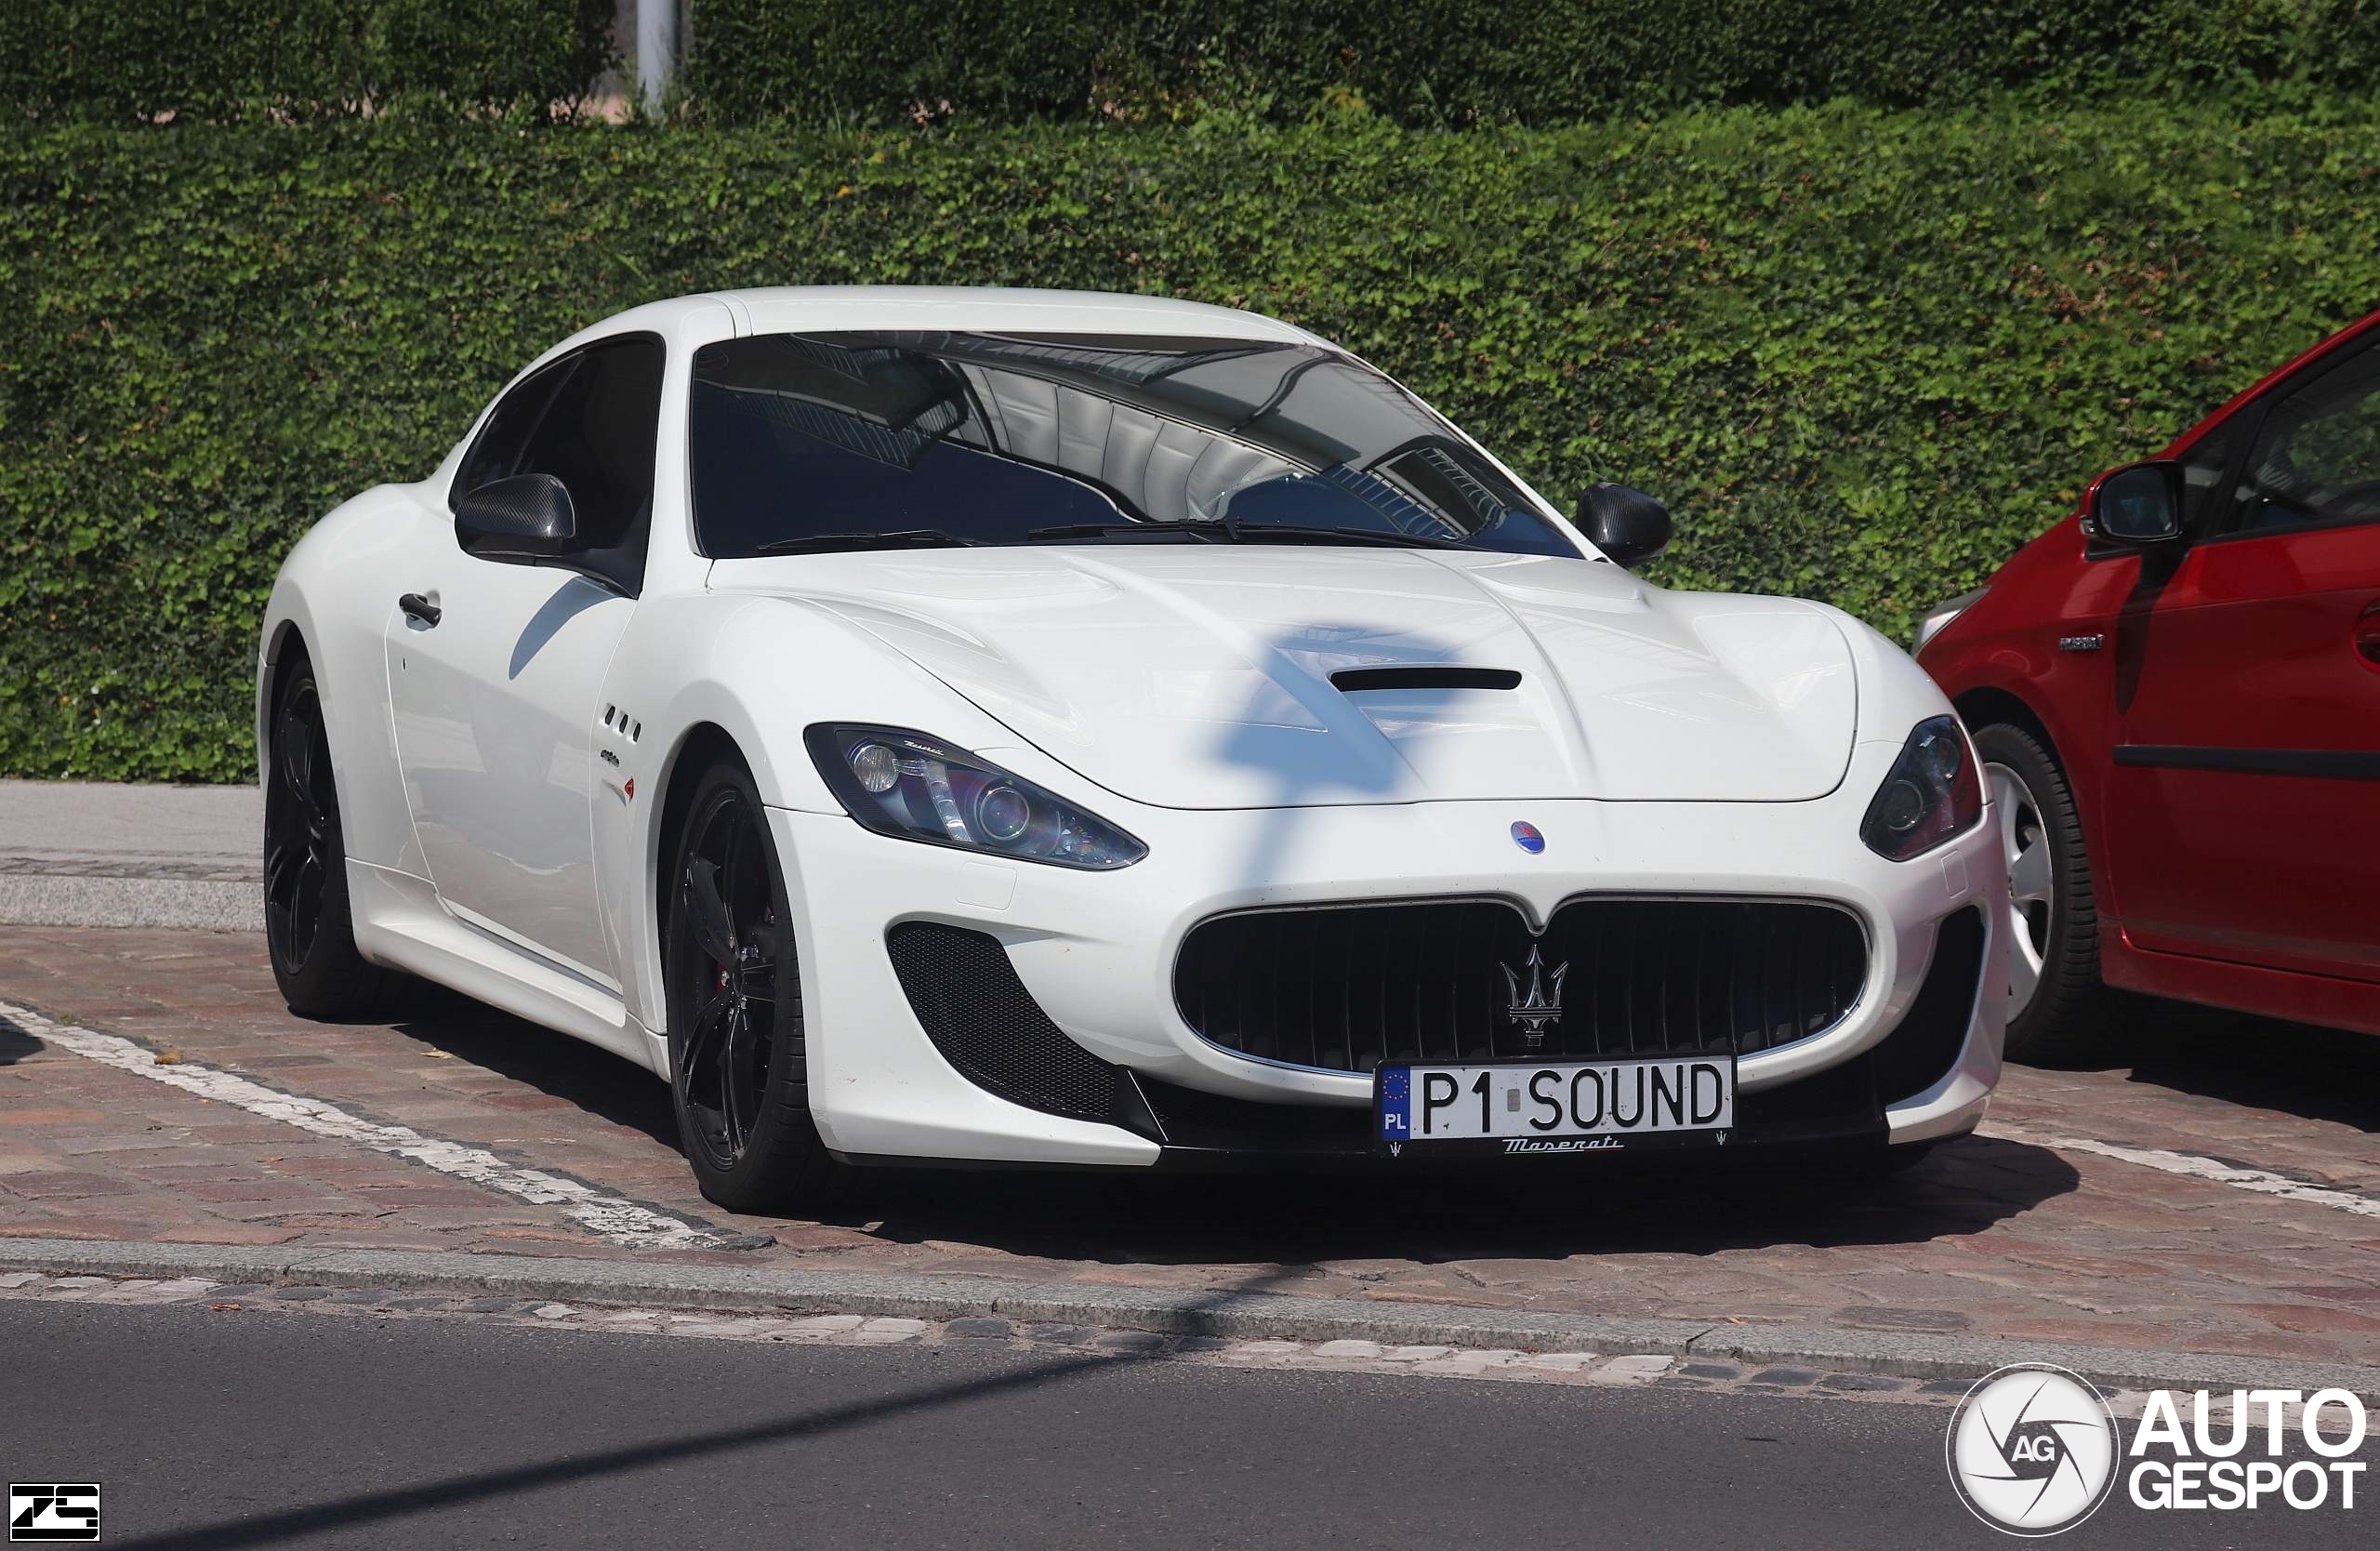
[[2025, 994, 2380, 1133], [378, 987, 2079, 1267], [388, 985, 681, 1150], [798, 1133, 2078, 1269], [0, 1017, 41, 1065]]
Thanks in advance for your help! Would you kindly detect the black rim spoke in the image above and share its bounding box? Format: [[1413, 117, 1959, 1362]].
[[673, 787, 790, 1173], [681, 857, 737, 964], [266, 684, 332, 974], [719, 1006, 752, 1153]]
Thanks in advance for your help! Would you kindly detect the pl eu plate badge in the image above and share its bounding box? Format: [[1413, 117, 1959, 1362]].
[[1379, 1067, 1410, 1155]]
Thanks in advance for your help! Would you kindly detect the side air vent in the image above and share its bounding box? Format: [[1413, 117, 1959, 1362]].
[[885, 921, 1120, 1123], [1330, 667, 1522, 694], [1871, 907, 1987, 1106]]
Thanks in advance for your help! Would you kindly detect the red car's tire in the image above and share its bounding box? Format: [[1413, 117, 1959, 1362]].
[[1974, 722, 2111, 1065]]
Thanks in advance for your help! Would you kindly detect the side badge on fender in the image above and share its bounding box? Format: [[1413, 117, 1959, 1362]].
[[623, 777, 635, 802]]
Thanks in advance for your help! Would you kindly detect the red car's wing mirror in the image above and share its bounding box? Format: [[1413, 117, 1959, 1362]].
[[2082, 459, 2186, 547]]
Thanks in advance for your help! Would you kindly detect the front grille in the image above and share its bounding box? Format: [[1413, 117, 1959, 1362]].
[[886, 921, 1120, 1122], [1174, 897, 1866, 1073]]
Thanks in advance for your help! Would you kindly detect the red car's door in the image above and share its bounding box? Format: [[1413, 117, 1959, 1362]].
[[2105, 338, 2380, 983]]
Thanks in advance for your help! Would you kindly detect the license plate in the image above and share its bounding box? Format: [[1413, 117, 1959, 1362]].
[[1376, 1055, 1734, 1155]]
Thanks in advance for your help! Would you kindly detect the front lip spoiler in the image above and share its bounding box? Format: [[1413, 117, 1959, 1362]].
[[826, 1059, 1890, 1173], [825, 1130, 1901, 1175]]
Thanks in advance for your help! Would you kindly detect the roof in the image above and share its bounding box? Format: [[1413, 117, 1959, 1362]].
[[547, 287, 1327, 363], [727, 285, 1322, 345]]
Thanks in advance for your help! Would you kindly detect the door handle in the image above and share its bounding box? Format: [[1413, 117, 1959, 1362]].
[[399, 592, 443, 628], [2356, 600, 2380, 669]]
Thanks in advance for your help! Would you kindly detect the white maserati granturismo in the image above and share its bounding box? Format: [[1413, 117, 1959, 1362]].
[[258, 286, 2005, 1209]]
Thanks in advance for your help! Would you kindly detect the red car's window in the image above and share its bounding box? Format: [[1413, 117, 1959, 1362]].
[[2226, 341, 2380, 533]]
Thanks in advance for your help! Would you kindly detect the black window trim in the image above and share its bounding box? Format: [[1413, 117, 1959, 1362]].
[[448, 330, 670, 514], [446, 330, 668, 597]]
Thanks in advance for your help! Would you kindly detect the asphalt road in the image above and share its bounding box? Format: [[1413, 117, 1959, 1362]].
[[3, 1301, 2363, 1551]]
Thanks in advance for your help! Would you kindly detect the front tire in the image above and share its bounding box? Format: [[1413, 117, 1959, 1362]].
[[663, 754, 847, 1213], [1974, 722, 2107, 1064], [264, 655, 403, 1017]]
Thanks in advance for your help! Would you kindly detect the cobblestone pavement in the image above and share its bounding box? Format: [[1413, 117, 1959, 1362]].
[[3, 926, 2377, 1368]]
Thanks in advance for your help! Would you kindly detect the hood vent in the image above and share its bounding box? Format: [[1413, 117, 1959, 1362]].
[[1329, 666, 1521, 694]]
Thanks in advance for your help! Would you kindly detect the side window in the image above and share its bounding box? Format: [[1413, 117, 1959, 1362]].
[[453, 336, 665, 592], [2227, 342, 2380, 534], [453, 360, 571, 501]]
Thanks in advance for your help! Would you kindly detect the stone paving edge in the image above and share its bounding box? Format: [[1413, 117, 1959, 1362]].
[[6, 1236, 2375, 1401]]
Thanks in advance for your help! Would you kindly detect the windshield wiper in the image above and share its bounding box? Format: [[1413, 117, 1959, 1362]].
[[1027, 520, 1236, 543], [754, 529, 982, 555], [1233, 524, 1470, 550], [1026, 519, 1468, 550]]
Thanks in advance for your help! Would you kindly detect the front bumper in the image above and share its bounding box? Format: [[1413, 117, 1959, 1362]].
[[770, 737, 2006, 1169]]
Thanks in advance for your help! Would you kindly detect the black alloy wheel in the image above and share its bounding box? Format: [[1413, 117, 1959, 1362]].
[[264, 678, 334, 975], [664, 756, 843, 1210], [263, 654, 400, 1016]]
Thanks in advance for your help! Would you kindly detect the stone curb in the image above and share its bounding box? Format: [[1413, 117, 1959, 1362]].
[[0, 875, 260, 933], [7, 1237, 2375, 1400]]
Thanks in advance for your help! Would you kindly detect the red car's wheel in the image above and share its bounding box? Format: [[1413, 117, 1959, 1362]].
[[1974, 722, 2108, 1064]]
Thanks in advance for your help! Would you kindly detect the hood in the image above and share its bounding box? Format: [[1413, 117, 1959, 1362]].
[[729, 548, 1858, 810]]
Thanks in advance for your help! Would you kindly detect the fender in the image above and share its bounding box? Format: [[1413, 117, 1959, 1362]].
[[589, 590, 1049, 1034], [258, 484, 434, 880]]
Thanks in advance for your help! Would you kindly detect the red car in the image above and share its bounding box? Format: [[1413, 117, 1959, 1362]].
[[1917, 308, 2380, 1060]]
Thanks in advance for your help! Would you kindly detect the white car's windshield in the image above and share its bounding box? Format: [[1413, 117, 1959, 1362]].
[[687, 330, 1580, 558]]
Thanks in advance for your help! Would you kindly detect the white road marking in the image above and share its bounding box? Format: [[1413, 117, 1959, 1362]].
[[1986, 1124, 2380, 1219], [1, 999, 735, 1250]]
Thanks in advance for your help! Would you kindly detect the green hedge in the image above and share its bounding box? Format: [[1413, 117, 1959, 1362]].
[[0, 2, 613, 122], [5, 103, 2378, 778], [685, 1, 2380, 125], [13, 3, 2380, 126]]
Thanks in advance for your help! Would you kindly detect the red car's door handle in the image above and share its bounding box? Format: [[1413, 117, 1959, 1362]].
[[2357, 600, 2380, 669]]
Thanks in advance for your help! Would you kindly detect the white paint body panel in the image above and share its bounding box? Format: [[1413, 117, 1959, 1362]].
[[257, 285, 2004, 1168], [709, 546, 1857, 808], [385, 563, 629, 984]]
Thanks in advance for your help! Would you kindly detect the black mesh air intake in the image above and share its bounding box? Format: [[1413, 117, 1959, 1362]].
[[1173, 896, 1867, 1073], [1872, 908, 1988, 1106], [886, 921, 1120, 1122]]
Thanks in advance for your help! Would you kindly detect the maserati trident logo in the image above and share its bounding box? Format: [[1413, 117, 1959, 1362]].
[[1501, 944, 1568, 1047]]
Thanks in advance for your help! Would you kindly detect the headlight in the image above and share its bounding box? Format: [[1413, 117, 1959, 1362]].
[[1859, 715, 1983, 861], [1912, 586, 1987, 655], [804, 724, 1147, 870]]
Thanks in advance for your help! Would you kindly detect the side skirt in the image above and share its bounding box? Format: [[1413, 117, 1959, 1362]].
[[346, 861, 664, 1075]]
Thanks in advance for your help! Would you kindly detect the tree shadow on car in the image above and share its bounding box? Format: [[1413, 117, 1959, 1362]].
[[805, 1131, 2079, 1268]]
